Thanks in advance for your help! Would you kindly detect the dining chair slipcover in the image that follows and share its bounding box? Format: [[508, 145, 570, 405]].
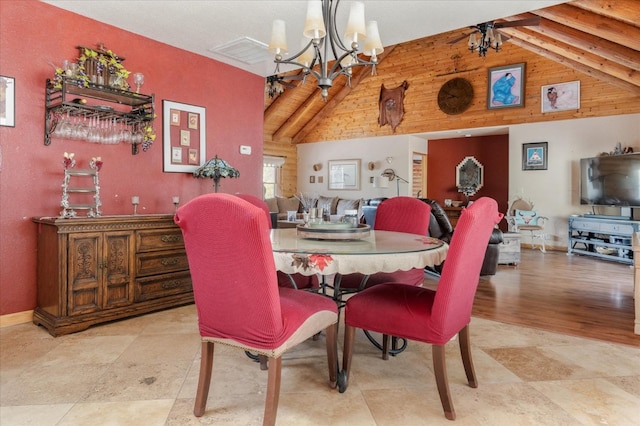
[[235, 194, 320, 290], [341, 197, 503, 420], [175, 193, 338, 424], [338, 196, 432, 291]]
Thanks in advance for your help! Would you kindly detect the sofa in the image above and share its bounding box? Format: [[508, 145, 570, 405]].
[[362, 197, 503, 276], [265, 195, 365, 222]]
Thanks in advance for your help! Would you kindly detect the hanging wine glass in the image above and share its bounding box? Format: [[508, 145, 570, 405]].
[[133, 73, 144, 93]]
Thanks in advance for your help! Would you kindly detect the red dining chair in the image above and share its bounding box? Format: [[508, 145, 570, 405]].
[[175, 193, 338, 425], [340, 197, 503, 420], [337, 196, 431, 292], [235, 194, 319, 290]]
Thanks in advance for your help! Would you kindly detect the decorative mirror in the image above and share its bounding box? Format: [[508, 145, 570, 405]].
[[456, 156, 484, 200]]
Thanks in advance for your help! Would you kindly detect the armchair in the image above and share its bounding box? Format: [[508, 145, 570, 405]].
[[505, 197, 548, 252]]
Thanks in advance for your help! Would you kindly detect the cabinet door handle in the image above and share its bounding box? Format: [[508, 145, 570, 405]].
[[162, 281, 182, 290], [160, 235, 180, 243], [160, 258, 180, 266]]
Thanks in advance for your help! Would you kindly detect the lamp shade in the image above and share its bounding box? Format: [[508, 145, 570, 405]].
[[299, 38, 314, 67], [344, 1, 366, 44], [373, 176, 389, 188], [193, 155, 240, 192], [303, 0, 326, 39], [363, 21, 383, 58], [269, 19, 288, 54]]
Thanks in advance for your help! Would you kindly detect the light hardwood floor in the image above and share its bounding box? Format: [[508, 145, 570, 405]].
[[467, 248, 638, 347]]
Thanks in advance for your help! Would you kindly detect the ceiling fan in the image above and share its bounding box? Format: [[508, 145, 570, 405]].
[[265, 74, 301, 98], [448, 16, 541, 56]]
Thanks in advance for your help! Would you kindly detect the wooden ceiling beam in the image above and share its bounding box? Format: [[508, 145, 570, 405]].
[[532, 3, 640, 51], [570, 0, 640, 27], [501, 26, 639, 88], [504, 33, 640, 96], [272, 84, 322, 141], [291, 45, 396, 144], [502, 14, 640, 70]]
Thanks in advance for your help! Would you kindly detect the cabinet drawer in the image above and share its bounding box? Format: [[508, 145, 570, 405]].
[[136, 229, 184, 252], [136, 250, 189, 276], [135, 271, 192, 302]]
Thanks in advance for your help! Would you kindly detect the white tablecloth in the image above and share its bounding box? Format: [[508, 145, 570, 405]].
[[271, 228, 448, 276]]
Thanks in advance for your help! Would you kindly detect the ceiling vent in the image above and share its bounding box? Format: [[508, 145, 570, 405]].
[[208, 37, 272, 65]]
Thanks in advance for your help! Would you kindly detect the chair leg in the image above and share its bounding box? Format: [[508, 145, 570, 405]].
[[341, 325, 356, 391], [458, 325, 477, 388], [325, 323, 338, 388], [194, 341, 214, 417], [382, 334, 390, 360], [263, 356, 282, 426], [259, 355, 268, 371], [432, 345, 455, 421]]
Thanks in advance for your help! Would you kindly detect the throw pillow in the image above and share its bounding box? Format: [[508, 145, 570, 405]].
[[264, 197, 278, 213], [317, 196, 338, 214], [337, 198, 364, 216], [514, 209, 539, 226], [276, 196, 300, 214]]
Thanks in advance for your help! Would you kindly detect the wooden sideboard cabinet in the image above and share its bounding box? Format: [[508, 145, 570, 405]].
[[32, 215, 193, 336]]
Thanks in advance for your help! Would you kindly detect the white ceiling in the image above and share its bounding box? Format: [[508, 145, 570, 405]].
[[42, 0, 567, 77]]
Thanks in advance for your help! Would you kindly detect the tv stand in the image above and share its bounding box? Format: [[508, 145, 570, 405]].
[[583, 214, 629, 220], [568, 215, 639, 265]]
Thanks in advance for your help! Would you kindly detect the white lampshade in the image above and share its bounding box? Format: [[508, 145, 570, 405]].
[[373, 176, 389, 188], [363, 21, 383, 58], [468, 33, 477, 48], [344, 1, 366, 44], [303, 0, 326, 39], [299, 38, 314, 67], [269, 20, 288, 54]]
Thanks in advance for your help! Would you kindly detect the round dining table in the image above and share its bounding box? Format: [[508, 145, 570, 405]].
[[270, 227, 448, 277]]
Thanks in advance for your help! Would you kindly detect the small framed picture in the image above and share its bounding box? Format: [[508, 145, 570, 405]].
[[180, 130, 190, 146], [487, 63, 525, 109], [170, 109, 181, 126], [541, 81, 580, 113], [172, 146, 183, 163], [318, 176, 324, 184], [0, 76, 15, 127], [310, 175, 315, 183], [522, 142, 548, 171], [188, 112, 199, 129]]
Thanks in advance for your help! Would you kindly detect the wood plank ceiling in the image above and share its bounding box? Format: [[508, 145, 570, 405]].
[[263, 0, 639, 145]]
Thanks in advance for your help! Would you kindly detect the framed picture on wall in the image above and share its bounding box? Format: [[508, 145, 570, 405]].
[[0, 76, 15, 127], [163, 100, 206, 173], [522, 142, 548, 171], [541, 81, 580, 113], [328, 159, 360, 190], [487, 63, 525, 110]]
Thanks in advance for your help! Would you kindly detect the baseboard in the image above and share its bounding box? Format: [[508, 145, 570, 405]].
[[0, 310, 33, 328]]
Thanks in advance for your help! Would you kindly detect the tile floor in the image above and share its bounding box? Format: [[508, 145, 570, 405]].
[[1, 303, 639, 425]]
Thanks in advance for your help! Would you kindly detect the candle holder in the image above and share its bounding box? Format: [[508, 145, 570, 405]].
[[131, 196, 139, 215], [172, 196, 180, 213]]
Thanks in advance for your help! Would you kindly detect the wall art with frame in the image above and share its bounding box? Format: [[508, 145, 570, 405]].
[[487, 63, 525, 110], [163, 100, 206, 172], [0, 76, 15, 127], [541, 80, 580, 113], [522, 142, 548, 171], [328, 159, 360, 190]]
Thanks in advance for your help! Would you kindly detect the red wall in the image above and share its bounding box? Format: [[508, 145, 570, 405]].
[[427, 135, 509, 222], [0, 1, 265, 315]]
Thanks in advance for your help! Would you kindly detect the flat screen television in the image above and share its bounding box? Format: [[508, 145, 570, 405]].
[[580, 153, 640, 207]]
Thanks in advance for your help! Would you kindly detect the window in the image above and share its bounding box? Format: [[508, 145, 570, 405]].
[[263, 156, 285, 199]]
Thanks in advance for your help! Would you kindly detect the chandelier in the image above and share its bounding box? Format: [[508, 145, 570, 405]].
[[467, 22, 503, 56], [268, 0, 384, 101]]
